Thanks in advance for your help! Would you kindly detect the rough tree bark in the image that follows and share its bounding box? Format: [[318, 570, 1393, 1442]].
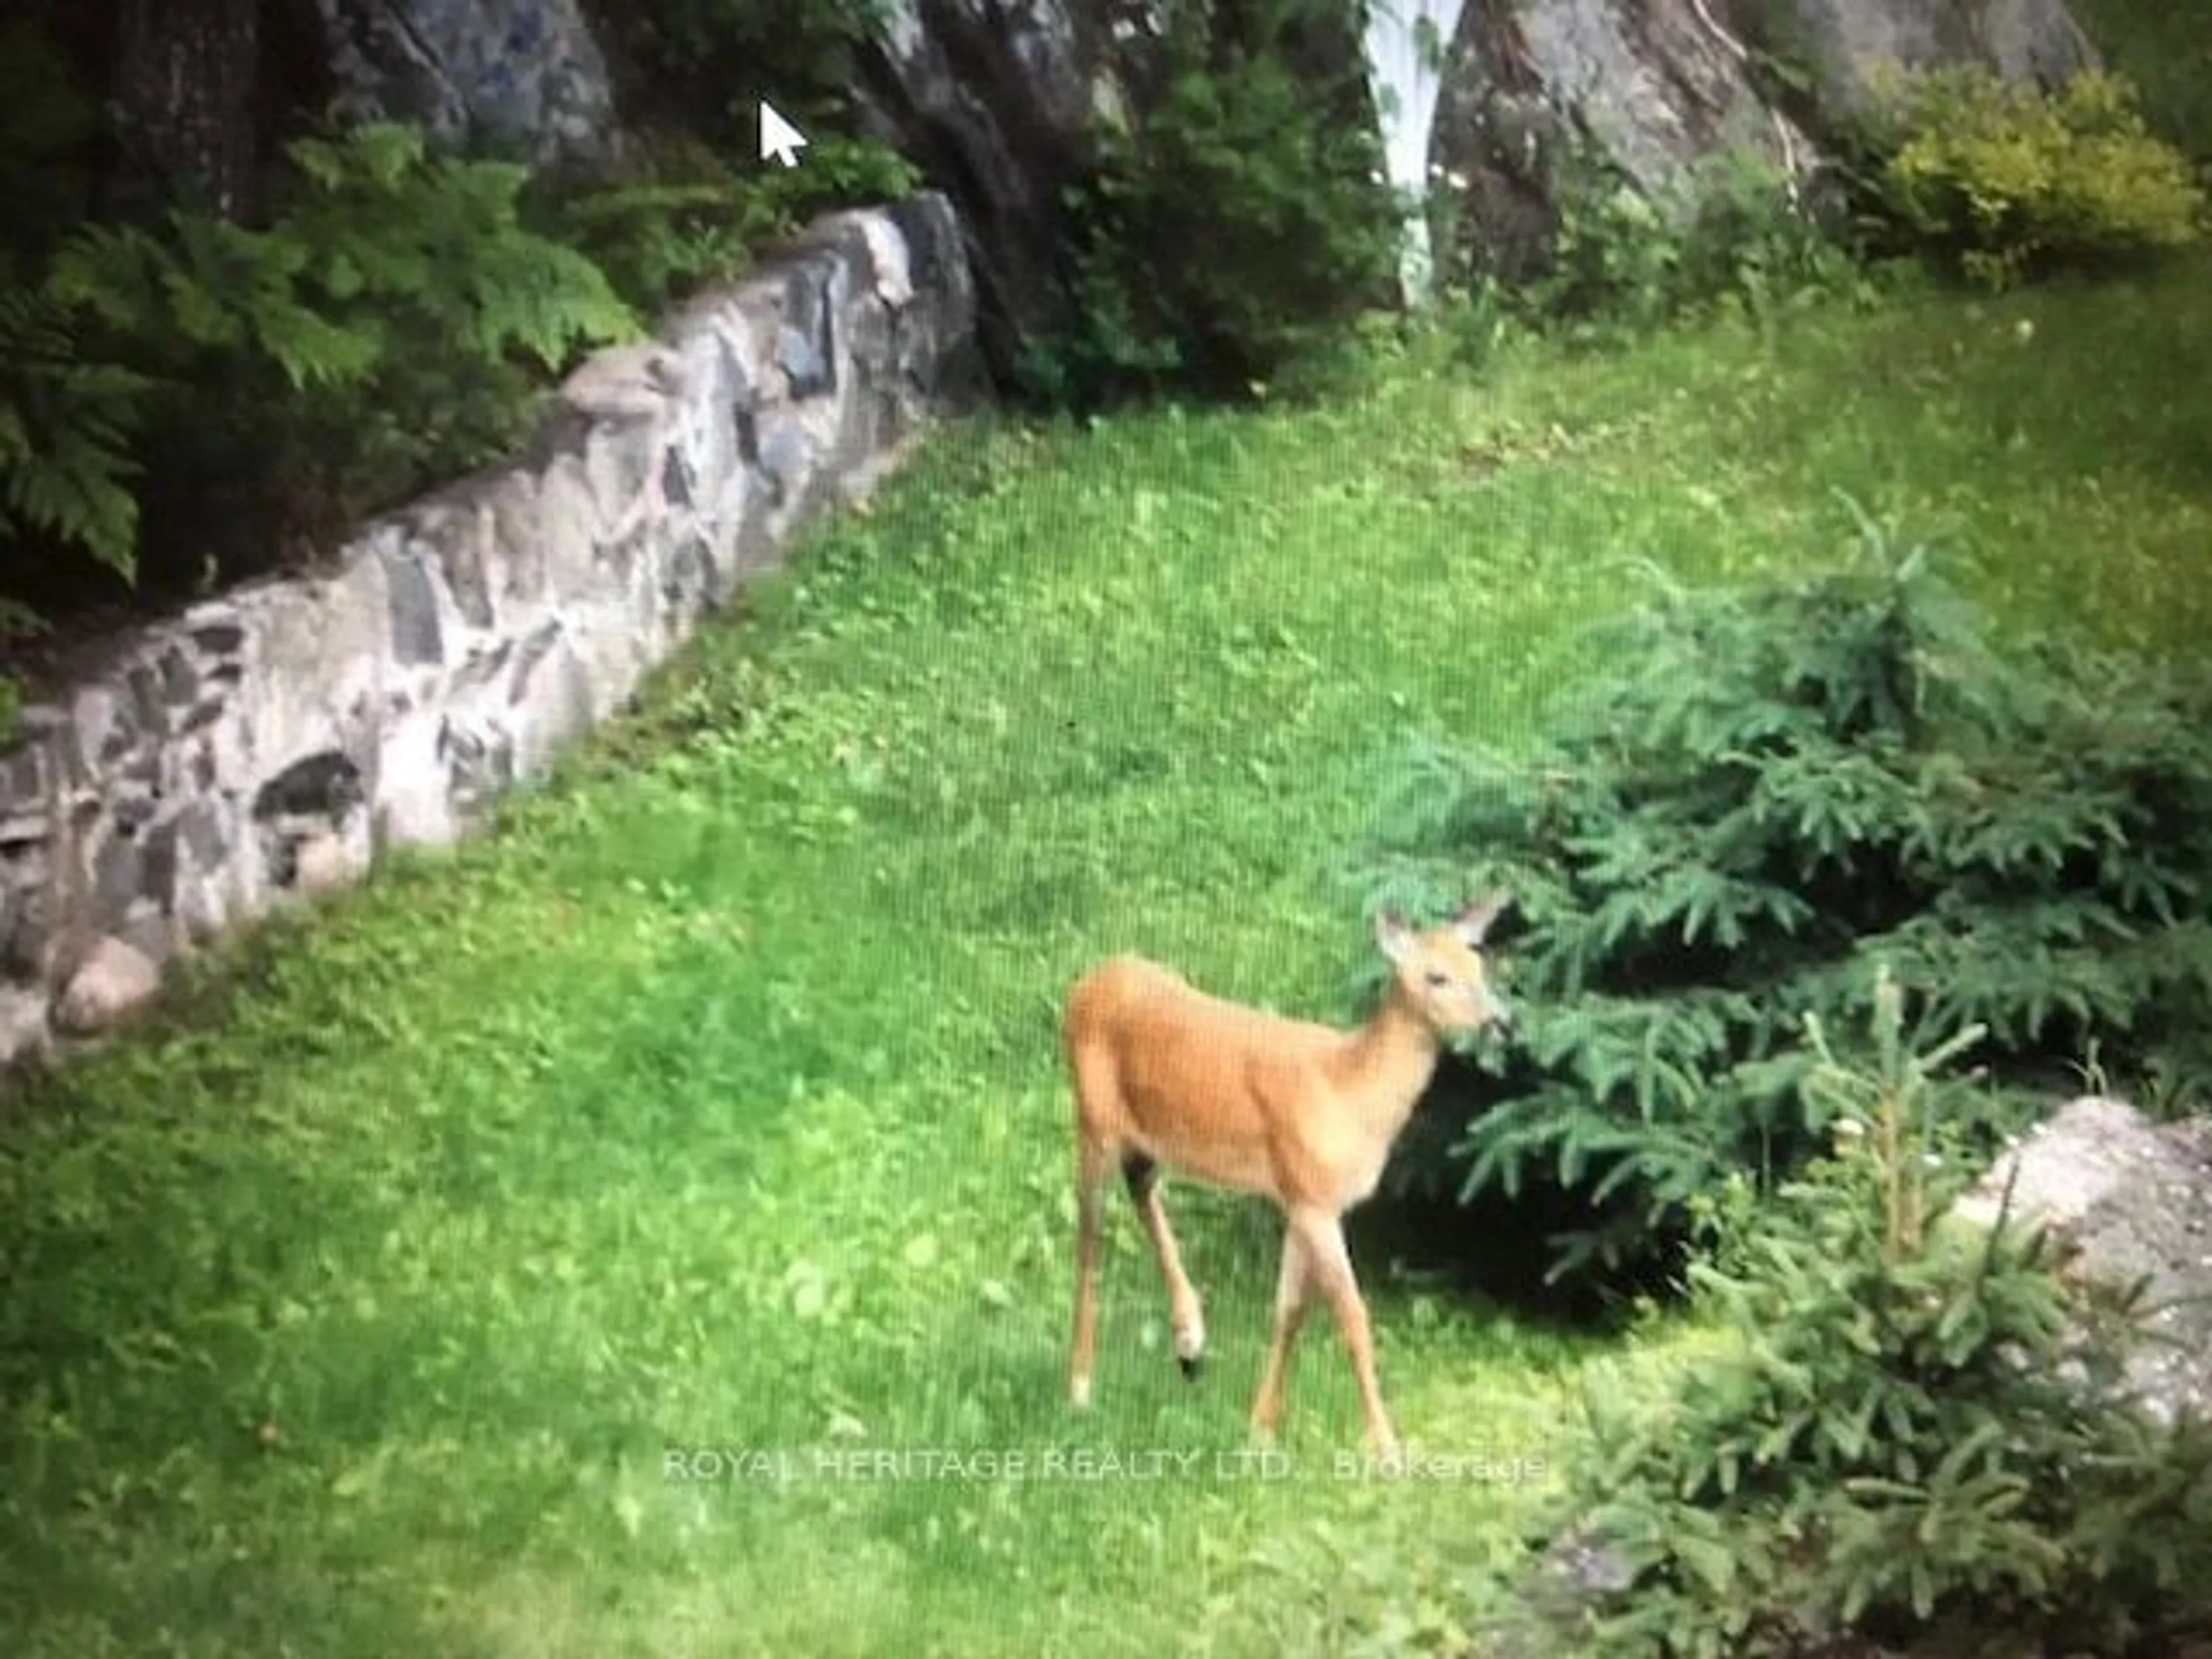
[[114, 0, 263, 218]]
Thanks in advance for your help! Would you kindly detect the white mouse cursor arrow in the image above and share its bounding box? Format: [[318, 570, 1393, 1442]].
[[760, 103, 808, 168]]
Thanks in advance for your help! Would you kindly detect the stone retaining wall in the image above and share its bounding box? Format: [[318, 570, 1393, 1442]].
[[0, 192, 980, 1073]]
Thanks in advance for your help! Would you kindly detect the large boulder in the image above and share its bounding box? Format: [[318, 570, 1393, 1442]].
[[1766, 0, 2099, 113], [310, 0, 617, 165], [1416, 0, 2098, 285], [857, 0, 1116, 380], [1429, 0, 1814, 283], [1953, 1094, 2212, 1428]]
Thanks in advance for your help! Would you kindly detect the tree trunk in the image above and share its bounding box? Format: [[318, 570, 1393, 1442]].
[[115, 0, 262, 218]]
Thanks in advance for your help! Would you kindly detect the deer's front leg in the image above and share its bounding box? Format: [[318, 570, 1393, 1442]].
[[1290, 1205, 1397, 1457]]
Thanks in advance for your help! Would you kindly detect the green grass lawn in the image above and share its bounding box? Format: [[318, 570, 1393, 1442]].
[[4, 251, 2211, 1657]]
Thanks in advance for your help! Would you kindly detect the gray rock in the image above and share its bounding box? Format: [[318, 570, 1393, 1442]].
[[91, 827, 145, 929], [311, 0, 616, 165], [291, 832, 363, 897], [55, 936, 162, 1035], [1774, 0, 2097, 112], [1955, 1095, 2212, 1427], [1428, 0, 1809, 283], [0, 984, 50, 1066], [381, 544, 447, 668], [2, 863, 57, 980], [859, 0, 1110, 376], [1424, 0, 2100, 282]]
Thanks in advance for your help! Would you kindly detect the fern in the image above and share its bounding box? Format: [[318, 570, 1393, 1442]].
[[0, 285, 147, 581], [51, 125, 637, 393], [550, 179, 768, 312], [18, 122, 641, 596], [6, 94, 915, 657]]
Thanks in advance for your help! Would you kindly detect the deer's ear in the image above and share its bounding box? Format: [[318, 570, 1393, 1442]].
[[1455, 891, 1511, 945], [1375, 910, 1414, 963]]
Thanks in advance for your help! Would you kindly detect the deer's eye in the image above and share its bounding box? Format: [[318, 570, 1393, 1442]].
[[1425, 970, 1450, 987]]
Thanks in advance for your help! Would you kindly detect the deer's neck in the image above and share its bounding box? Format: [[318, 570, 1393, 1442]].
[[1332, 990, 1444, 1137]]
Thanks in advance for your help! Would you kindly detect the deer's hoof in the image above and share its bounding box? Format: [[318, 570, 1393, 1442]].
[[1178, 1354, 1203, 1381], [1172, 1318, 1206, 1373]]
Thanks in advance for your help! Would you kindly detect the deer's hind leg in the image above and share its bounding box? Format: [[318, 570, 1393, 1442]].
[[1069, 1131, 1111, 1408]]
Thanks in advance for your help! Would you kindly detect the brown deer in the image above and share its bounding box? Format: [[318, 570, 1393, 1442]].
[[1061, 895, 1513, 1455]]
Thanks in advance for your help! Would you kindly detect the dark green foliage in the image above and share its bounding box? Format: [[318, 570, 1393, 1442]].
[[1520, 975, 2212, 1657], [0, 287, 149, 587], [1341, 509, 2212, 1287], [0, 0, 923, 729], [1462, 142, 1868, 349], [2, 87, 918, 637], [589, 0, 881, 156], [0, 13, 137, 601], [548, 175, 761, 315], [0, 14, 102, 269], [541, 134, 919, 315], [23, 122, 635, 592], [1020, 0, 1402, 406], [2073, 0, 2212, 162]]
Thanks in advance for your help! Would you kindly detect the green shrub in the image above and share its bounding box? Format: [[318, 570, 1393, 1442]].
[[1339, 509, 2212, 1290], [1021, 0, 1402, 406], [2070, 0, 2212, 164], [1868, 66, 2205, 287], [1476, 142, 1865, 347], [31, 122, 635, 587], [1515, 972, 2212, 1657]]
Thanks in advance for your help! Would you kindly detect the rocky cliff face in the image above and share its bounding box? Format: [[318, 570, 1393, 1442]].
[[312, 0, 618, 164], [296, 1, 2103, 374], [1431, 0, 1817, 285], [849, 0, 2099, 364], [1778, 0, 2097, 111], [1419, 0, 2099, 285], [854, 0, 1116, 382]]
